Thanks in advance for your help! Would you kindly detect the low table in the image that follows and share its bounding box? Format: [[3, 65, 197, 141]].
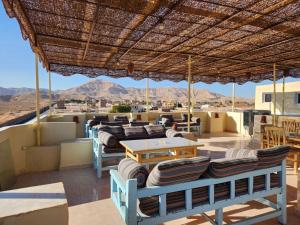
[[120, 137, 204, 164]]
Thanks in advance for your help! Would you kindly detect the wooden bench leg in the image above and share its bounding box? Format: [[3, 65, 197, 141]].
[[294, 153, 299, 174], [215, 208, 223, 225], [97, 144, 102, 178]]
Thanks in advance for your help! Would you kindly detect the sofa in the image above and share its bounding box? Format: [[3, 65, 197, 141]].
[[92, 125, 183, 177], [85, 115, 150, 137], [158, 113, 201, 134], [97, 124, 182, 153], [110, 145, 289, 225]]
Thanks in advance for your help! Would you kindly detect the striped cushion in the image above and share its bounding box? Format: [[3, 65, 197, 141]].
[[124, 126, 148, 140], [165, 129, 183, 138], [96, 125, 125, 139], [139, 173, 280, 216], [146, 157, 210, 187], [256, 145, 289, 169], [204, 157, 258, 178], [144, 125, 166, 138], [94, 115, 109, 122], [118, 158, 149, 188], [98, 131, 118, 148]]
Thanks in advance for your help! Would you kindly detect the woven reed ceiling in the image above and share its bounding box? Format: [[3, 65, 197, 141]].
[[3, 0, 300, 84]]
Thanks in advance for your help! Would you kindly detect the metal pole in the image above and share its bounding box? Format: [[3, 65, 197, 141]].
[[187, 55, 192, 133], [35, 53, 41, 146], [232, 83, 236, 112], [146, 78, 149, 120], [191, 81, 194, 114], [273, 63, 277, 126], [282, 75, 285, 115], [48, 71, 52, 115]]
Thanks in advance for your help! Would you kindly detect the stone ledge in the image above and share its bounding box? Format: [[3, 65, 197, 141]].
[[0, 182, 68, 225]]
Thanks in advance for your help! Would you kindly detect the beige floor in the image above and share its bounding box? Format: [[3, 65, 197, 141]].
[[13, 133, 300, 224]]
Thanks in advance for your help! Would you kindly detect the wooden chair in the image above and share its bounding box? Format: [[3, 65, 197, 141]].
[[263, 126, 300, 174], [264, 126, 286, 148], [282, 119, 298, 137], [260, 124, 274, 149]]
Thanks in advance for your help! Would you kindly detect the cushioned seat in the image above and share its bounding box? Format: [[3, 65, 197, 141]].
[[144, 125, 166, 138], [114, 115, 129, 125], [146, 157, 210, 187], [225, 146, 290, 169], [123, 126, 148, 140], [118, 158, 149, 188], [204, 157, 258, 178], [97, 125, 125, 140], [139, 173, 280, 216]]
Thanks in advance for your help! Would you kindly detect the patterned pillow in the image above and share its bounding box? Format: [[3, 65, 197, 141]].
[[144, 125, 166, 138], [165, 129, 183, 138], [98, 131, 118, 148], [256, 145, 289, 169], [97, 125, 125, 139], [204, 157, 258, 178], [123, 126, 148, 140], [118, 158, 149, 188], [146, 156, 210, 187]]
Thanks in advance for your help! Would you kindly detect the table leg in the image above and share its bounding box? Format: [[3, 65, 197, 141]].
[[294, 153, 299, 174], [193, 147, 197, 157], [136, 153, 141, 163]]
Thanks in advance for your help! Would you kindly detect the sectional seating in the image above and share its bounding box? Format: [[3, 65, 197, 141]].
[[158, 113, 201, 134], [110, 145, 289, 225], [92, 124, 183, 178]]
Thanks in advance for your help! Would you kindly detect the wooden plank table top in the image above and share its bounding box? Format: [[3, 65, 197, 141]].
[[120, 137, 204, 163]]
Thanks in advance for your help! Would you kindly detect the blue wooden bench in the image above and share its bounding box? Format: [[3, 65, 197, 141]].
[[110, 160, 286, 225], [89, 126, 124, 178]]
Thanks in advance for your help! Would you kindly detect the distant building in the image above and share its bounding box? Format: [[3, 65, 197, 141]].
[[255, 81, 300, 115], [99, 99, 107, 108], [56, 100, 66, 109]]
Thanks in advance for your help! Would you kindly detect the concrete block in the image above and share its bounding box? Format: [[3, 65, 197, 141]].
[[0, 182, 68, 225]]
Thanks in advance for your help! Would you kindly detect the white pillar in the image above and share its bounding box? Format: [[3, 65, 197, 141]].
[[35, 53, 41, 146], [232, 83, 236, 112], [146, 78, 150, 121], [48, 71, 52, 115], [282, 75, 285, 115], [187, 55, 192, 132], [273, 63, 277, 125]]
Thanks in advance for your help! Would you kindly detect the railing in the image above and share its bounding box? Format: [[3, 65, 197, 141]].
[[110, 160, 286, 225]]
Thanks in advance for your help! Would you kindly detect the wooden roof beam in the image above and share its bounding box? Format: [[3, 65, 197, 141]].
[[82, 1, 100, 61]]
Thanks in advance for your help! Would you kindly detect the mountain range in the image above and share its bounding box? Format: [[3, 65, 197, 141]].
[[0, 79, 253, 103]]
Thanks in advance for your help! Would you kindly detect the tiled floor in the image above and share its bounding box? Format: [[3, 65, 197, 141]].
[[13, 133, 300, 224]]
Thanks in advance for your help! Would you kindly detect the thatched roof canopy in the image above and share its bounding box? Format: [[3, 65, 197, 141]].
[[3, 0, 300, 84]]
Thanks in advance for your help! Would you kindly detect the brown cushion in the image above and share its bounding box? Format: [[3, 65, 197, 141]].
[[256, 145, 289, 169], [146, 156, 210, 187], [102, 146, 125, 154], [165, 129, 183, 138], [204, 157, 258, 178], [139, 173, 280, 216], [144, 125, 166, 138], [123, 126, 148, 140], [118, 158, 149, 188], [98, 131, 118, 148], [94, 115, 109, 122], [96, 125, 125, 139]]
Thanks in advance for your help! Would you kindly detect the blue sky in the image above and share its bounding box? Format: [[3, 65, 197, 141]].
[[0, 3, 299, 98]]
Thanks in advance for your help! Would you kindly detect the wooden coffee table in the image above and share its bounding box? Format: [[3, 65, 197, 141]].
[[119, 137, 204, 164]]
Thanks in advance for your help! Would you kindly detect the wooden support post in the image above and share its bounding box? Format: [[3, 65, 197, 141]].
[[146, 78, 149, 121], [35, 53, 41, 146], [232, 83, 236, 112], [48, 71, 52, 115], [187, 55, 192, 133], [273, 63, 277, 126], [282, 75, 285, 115]]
